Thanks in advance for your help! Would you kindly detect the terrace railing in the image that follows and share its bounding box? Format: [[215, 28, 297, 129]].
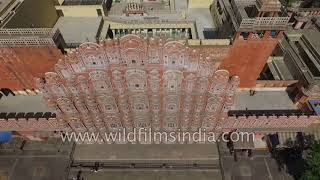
[[239, 16, 290, 30], [0, 28, 61, 47]]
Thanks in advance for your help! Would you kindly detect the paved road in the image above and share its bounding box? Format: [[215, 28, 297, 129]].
[[218, 141, 294, 180], [73, 143, 219, 164], [68, 169, 222, 180], [0, 138, 73, 180]]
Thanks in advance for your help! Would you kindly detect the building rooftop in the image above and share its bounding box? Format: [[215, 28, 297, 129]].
[[282, 29, 320, 85], [267, 57, 296, 80], [174, 0, 216, 39], [0, 45, 62, 90], [0, 95, 52, 113], [303, 29, 320, 53], [53, 16, 103, 47], [187, 8, 215, 39], [231, 90, 298, 111], [0, 89, 299, 114], [0, 0, 15, 14], [108, 0, 215, 39]]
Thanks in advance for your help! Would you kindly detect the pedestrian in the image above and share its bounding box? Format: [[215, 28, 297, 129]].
[[76, 170, 82, 180], [249, 90, 253, 96], [93, 162, 99, 172]]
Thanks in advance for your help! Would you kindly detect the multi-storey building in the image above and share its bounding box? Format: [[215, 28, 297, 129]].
[[54, 0, 109, 17], [35, 35, 240, 142], [0, 0, 23, 27], [0, 0, 319, 146], [105, 0, 198, 39], [1, 34, 318, 144], [283, 0, 320, 30], [265, 29, 320, 107], [213, 0, 290, 87]]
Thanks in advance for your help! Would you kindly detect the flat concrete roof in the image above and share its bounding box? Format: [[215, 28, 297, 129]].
[[0, 95, 52, 113], [271, 57, 295, 80], [303, 29, 320, 53], [0, 0, 14, 13], [187, 8, 215, 39], [175, 0, 216, 39], [232, 90, 298, 111], [53, 16, 102, 45], [0, 90, 299, 113], [73, 144, 219, 163]]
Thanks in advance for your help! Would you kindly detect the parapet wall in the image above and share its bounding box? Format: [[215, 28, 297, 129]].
[[1, 115, 317, 132], [0, 28, 60, 47], [222, 115, 318, 130], [188, 39, 231, 46], [0, 118, 63, 131], [255, 80, 299, 88], [0, 112, 69, 132]]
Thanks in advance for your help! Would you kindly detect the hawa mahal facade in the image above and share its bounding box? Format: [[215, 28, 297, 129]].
[[36, 35, 239, 135]]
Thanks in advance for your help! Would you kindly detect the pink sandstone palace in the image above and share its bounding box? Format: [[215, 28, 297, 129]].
[[1, 34, 317, 143]]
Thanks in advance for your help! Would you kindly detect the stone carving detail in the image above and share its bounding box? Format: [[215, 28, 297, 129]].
[[37, 35, 239, 142]]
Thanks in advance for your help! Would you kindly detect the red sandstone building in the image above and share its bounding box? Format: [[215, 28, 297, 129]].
[[0, 35, 318, 144], [0, 0, 319, 145], [214, 0, 290, 88], [0, 28, 64, 91], [36, 35, 240, 139]]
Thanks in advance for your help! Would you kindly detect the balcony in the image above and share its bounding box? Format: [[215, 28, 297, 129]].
[[0, 28, 61, 47], [239, 16, 290, 30], [227, 0, 290, 31]]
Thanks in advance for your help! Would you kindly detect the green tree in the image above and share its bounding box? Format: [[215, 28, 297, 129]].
[[301, 142, 320, 180], [280, 0, 298, 7]]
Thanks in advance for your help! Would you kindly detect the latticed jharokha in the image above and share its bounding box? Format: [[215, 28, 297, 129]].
[[1, 35, 317, 139], [35, 34, 240, 135]]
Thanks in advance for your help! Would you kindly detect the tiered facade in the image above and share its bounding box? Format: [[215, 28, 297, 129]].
[[1, 35, 317, 141], [36, 35, 239, 136]]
